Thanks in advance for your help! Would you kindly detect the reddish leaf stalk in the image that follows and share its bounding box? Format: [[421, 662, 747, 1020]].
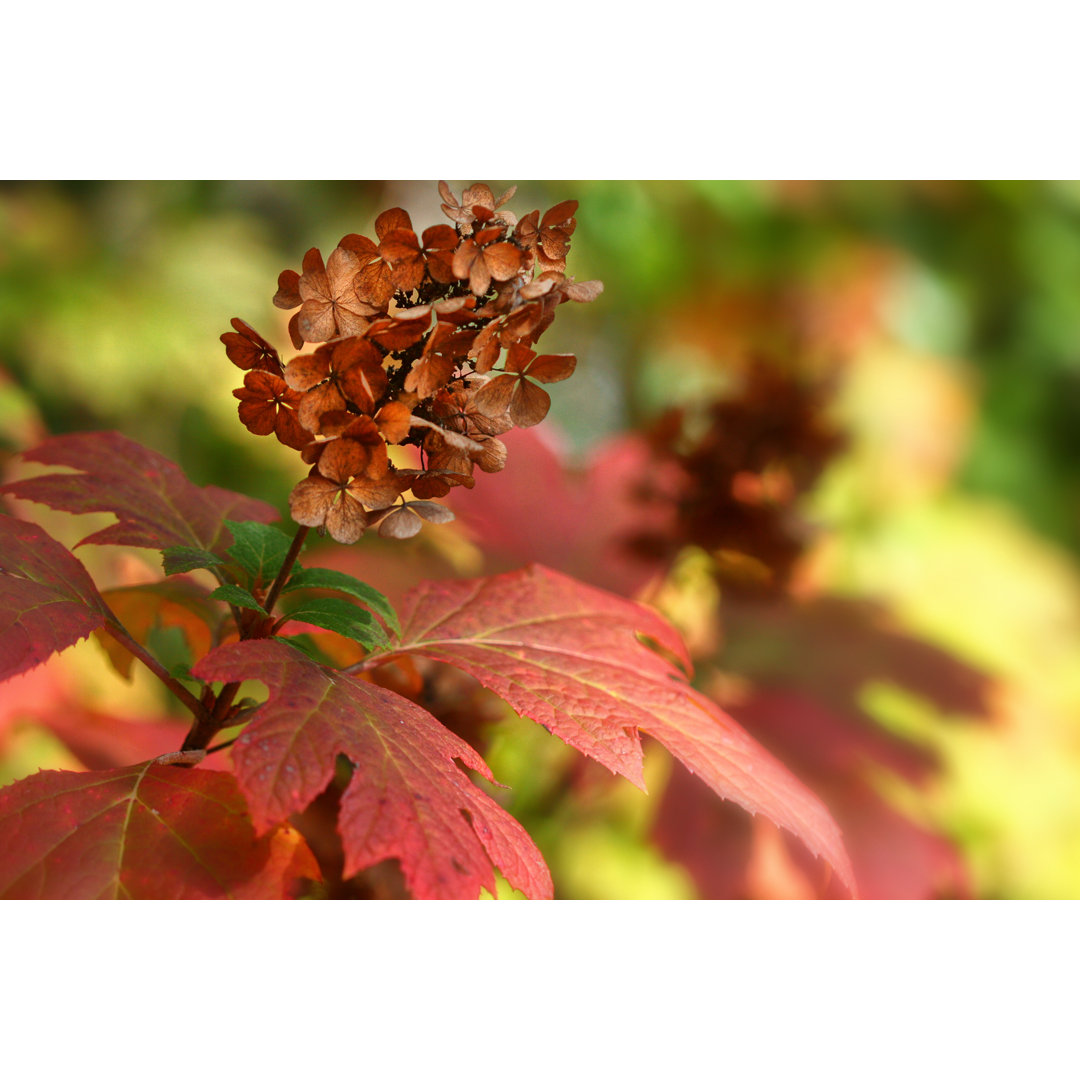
[[262, 525, 309, 615], [182, 525, 309, 752], [102, 617, 209, 721]]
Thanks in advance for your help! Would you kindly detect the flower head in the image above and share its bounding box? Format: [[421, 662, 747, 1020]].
[[225, 181, 602, 542]]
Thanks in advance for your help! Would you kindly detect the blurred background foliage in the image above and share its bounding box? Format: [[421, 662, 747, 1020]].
[[2, 179, 1080, 898]]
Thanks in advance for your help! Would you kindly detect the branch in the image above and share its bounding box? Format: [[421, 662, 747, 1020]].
[[101, 617, 209, 721]]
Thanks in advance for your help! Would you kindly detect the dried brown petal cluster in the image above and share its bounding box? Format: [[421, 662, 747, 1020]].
[[222, 182, 602, 543], [631, 359, 846, 595]]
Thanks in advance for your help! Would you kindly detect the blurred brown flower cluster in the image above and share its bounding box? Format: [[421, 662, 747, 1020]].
[[221, 182, 602, 543], [634, 358, 846, 595]]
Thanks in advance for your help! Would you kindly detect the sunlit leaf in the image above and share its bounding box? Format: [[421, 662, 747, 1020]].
[[0, 431, 278, 556], [192, 639, 553, 900], [383, 564, 856, 895]]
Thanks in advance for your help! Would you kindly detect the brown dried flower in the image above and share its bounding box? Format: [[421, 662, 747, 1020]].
[[472, 344, 577, 427], [226, 181, 602, 542]]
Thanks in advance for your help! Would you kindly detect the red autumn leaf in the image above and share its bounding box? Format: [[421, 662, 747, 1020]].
[[0, 516, 112, 682], [192, 639, 553, 900], [655, 691, 971, 899], [0, 763, 319, 899], [34, 708, 210, 772], [0, 431, 278, 556], [720, 595, 991, 719], [447, 427, 681, 596], [382, 564, 856, 895]]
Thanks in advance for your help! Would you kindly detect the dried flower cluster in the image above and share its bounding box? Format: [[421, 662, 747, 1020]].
[[632, 359, 846, 594], [222, 182, 602, 542]]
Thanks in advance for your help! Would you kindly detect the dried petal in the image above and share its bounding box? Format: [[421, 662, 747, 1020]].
[[510, 379, 552, 428], [472, 375, 517, 419], [325, 492, 370, 544], [283, 351, 331, 394], [289, 475, 338, 527], [473, 437, 507, 473], [409, 501, 456, 523], [375, 401, 414, 444], [405, 353, 456, 400], [563, 279, 604, 303], [287, 312, 304, 351], [483, 242, 524, 282], [378, 506, 424, 539], [527, 353, 577, 384], [274, 269, 302, 310], [318, 438, 372, 483], [468, 256, 492, 297], [375, 207, 412, 239], [541, 200, 579, 228], [452, 240, 480, 282], [222, 319, 280, 373]]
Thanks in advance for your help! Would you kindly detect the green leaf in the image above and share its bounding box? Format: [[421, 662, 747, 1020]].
[[161, 546, 226, 576], [225, 520, 295, 585], [280, 633, 342, 666], [210, 584, 267, 613], [281, 567, 401, 636], [279, 596, 389, 650]]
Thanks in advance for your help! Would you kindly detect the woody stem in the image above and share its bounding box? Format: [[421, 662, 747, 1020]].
[[181, 525, 310, 753], [102, 617, 209, 721], [263, 525, 309, 615]]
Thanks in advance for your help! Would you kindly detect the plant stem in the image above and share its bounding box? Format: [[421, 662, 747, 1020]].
[[181, 525, 310, 752], [263, 525, 309, 615], [102, 618, 208, 720]]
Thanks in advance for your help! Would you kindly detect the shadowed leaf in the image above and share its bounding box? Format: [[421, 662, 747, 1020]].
[[0, 763, 320, 899], [278, 596, 388, 650], [210, 584, 267, 614], [225, 520, 295, 585], [161, 547, 226, 576], [282, 567, 400, 636], [0, 516, 111, 682]]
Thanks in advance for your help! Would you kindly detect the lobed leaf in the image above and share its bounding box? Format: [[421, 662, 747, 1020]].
[[192, 640, 553, 900], [384, 564, 857, 896], [0, 431, 278, 556], [281, 566, 401, 636], [0, 516, 112, 682], [0, 763, 320, 899]]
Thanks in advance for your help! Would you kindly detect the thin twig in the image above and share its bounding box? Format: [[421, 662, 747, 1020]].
[[262, 525, 309, 615], [102, 618, 208, 720], [181, 524, 310, 752]]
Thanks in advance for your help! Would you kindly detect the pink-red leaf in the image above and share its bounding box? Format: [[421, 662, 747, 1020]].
[[1, 431, 278, 556], [385, 564, 856, 895], [192, 640, 553, 900], [0, 516, 111, 681], [0, 763, 319, 899]]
